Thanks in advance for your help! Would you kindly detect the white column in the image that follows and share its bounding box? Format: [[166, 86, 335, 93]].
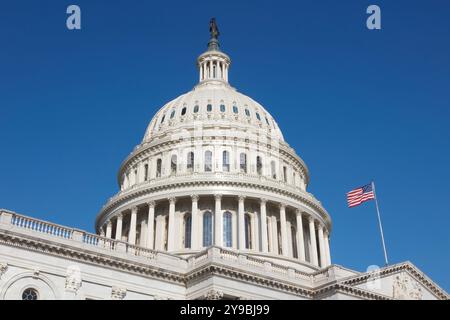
[[295, 210, 306, 261], [324, 230, 331, 266], [238, 196, 246, 249], [140, 220, 147, 247], [146, 201, 155, 249], [106, 220, 112, 238], [191, 195, 199, 249], [128, 207, 138, 245], [308, 217, 319, 266], [115, 213, 123, 241], [214, 194, 223, 247], [260, 199, 268, 253], [167, 197, 176, 251], [318, 224, 326, 268], [279, 204, 289, 257]]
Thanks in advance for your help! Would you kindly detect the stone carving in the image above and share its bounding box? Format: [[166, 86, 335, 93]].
[[204, 289, 223, 300], [0, 262, 7, 279], [65, 265, 82, 293], [111, 286, 127, 300], [209, 18, 220, 40], [392, 273, 423, 300]]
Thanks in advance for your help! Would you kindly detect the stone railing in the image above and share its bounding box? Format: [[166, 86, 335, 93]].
[[10, 213, 74, 239]]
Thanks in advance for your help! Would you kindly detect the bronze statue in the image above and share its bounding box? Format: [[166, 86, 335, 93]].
[[209, 18, 220, 40]]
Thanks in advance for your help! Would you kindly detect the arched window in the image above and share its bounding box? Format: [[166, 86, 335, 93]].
[[233, 105, 238, 114], [256, 112, 261, 121], [245, 108, 250, 117], [187, 152, 194, 172], [22, 288, 38, 300], [283, 166, 287, 182], [265, 117, 270, 125], [164, 216, 168, 251], [204, 151, 212, 172], [160, 114, 166, 123], [222, 150, 230, 172], [184, 213, 192, 249], [171, 155, 177, 175], [203, 211, 213, 247], [223, 211, 232, 247], [244, 213, 252, 249], [144, 164, 149, 181], [240, 153, 247, 173], [156, 158, 162, 177], [271, 161, 277, 179], [193, 105, 199, 113], [181, 107, 187, 116], [170, 109, 176, 119], [291, 226, 298, 259], [220, 104, 226, 112], [207, 104, 212, 112], [256, 156, 263, 175]]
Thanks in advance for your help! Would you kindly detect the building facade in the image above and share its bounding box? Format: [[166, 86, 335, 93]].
[[0, 21, 447, 300]]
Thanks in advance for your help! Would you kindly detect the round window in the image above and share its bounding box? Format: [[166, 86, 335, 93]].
[[22, 288, 38, 300]]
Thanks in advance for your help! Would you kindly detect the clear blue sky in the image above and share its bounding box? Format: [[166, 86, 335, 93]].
[[1, 1, 449, 291]]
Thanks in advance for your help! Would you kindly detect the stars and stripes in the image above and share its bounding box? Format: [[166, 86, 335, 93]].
[[347, 183, 375, 208]]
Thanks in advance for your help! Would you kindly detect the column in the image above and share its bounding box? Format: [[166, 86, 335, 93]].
[[217, 61, 222, 79], [260, 199, 268, 253], [191, 195, 199, 249], [115, 213, 123, 241], [272, 216, 279, 254], [146, 201, 155, 249], [167, 197, 176, 251], [128, 206, 138, 245], [324, 230, 331, 266], [106, 220, 112, 238], [318, 224, 326, 267], [279, 204, 289, 257], [214, 194, 223, 247], [238, 196, 246, 249], [295, 210, 306, 261], [140, 220, 147, 247], [308, 217, 319, 266]]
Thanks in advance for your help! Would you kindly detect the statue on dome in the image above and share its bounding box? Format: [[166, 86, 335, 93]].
[[209, 18, 220, 40]]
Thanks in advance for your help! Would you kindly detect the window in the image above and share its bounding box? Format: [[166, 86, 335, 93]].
[[181, 107, 186, 116], [265, 117, 270, 125], [164, 216, 168, 251], [207, 104, 212, 112], [240, 153, 247, 173], [171, 155, 177, 175], [271, 161, 277, 179], [222, 151, 230, 172], [184, 213, 192, 249], [245, 108, 250, 117], [233, 105, 238, 114], [203, 211, 213, 247], [170, 109, 176, 119], [187, 152, 194, 172], [193, 105, 199, 113], [22, 288, 38, 300], [144, 164, 148, 181], [220, 104, 226, 112], [291, 226, 298, 259], [256, 112, 261, 121], [256, 156, 262, 175], [204, 151, 212, 172], [223, 211, 232, 247], [283, 166, 287, 182], [244, 213, 252, 249], [160, 114, 166, 123], [156, 159, 162, 177]]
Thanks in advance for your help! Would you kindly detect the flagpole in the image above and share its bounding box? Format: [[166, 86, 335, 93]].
[[371, 181, 389, 266]]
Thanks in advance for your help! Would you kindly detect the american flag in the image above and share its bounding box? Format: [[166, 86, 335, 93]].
[[347, 183, 375, 208]]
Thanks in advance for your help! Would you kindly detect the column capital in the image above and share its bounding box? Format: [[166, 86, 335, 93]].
[[317, 223, 324, 231], [238, 195, 246, 202], [106, 220, 112, 227], [295, 209, 302, 217], [116, 213, 123, 220], [278, 203, 286, 210], [168, 197, 177, 205], [191, 194, 200, 202], [260, 198, 268, 205], [214, 193, 222, 201], [100, 229, 105, 237], [131, 206, 139, 214], [147, 200, 155, 208], [308, 216, 315, 224]]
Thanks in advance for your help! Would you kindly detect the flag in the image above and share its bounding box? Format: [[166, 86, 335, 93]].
[[347, 183, 375, 208]]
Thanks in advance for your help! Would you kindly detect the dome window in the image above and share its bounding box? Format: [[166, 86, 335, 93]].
[[22, 288, 38, 300], [207, 104, 213, 112], [245, 109, 250, 117], [184, 213, 192, 249], [220, 104, 226, 112], [181, 107, 187, 116], [160, 114, 166, 123], [204, 151, 212, 172], [203, 211, 213, 247], [223, 212, 232, 247], [265, 117, 270, 125], [170, 110, 176, 119], [256, 112, 261, 121], [233, 106, 238, 114], [193, 105, 199, 113]]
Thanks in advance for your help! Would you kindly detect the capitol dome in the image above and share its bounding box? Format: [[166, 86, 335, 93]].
[[96, 20, 332, 272]]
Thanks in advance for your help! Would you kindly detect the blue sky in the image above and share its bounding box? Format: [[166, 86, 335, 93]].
[[1, 1, 449, 291]]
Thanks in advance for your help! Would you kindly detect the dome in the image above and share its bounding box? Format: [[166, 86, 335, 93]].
[[96, 19, 331, 273]]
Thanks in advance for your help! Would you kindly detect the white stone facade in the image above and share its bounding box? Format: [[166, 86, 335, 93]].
[[0, 22, 447, 300]]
